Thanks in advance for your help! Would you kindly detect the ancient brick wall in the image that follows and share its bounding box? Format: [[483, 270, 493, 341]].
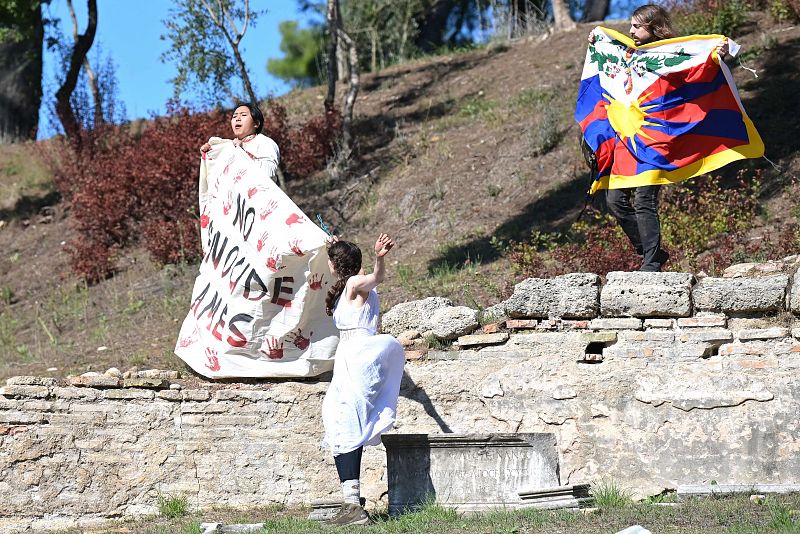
[[2, 268, 800, 532]]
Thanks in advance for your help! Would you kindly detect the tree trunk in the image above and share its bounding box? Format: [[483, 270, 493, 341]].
[[581, 0, 610, 22], [324, 0, 338, 112], [552, 0, 576, 31], [337, 28, 359, 154], [230, 42, 257, 104], [0, 2, 44, 143], [55, 0, 98, 139], [67, 0, 103, 128]]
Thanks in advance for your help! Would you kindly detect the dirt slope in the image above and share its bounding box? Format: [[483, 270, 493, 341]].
[[1, 16, 798, 380]]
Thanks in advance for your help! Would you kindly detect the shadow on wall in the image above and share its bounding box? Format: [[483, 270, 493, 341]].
[[400, 371, 453, 434]]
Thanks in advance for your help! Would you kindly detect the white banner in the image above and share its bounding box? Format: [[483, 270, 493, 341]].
[[175, 143, 338, 378]]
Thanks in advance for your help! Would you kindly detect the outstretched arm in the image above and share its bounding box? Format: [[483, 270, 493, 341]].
[[349, 233, 394, 297]]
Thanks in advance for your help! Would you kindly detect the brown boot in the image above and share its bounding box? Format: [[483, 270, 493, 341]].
[[324, 502, 370, 526]]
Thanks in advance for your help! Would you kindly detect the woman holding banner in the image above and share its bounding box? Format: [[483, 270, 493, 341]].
[[320, 233, 405, 526], [199, 102, 280, 180]]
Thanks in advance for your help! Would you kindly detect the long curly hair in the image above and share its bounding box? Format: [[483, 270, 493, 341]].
[[325, 240, 362, 316], [632, 4, 676, 41]]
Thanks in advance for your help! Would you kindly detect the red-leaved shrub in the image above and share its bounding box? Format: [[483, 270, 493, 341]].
[[46, 101, 341, 281]]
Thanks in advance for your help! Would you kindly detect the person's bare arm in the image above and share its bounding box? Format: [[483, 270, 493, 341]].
[[348, 234, 394, 298]]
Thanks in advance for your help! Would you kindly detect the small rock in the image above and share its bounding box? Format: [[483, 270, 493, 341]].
[[170, 383, 183, 390], [404, 350, 427, 361], [455, 332, 509, 347], [482, 322, 503, 334], [749, 494, 766, 504], [96, 346, 108, 352], [105, 367, 122, 378], [397, 330, 421, 347], [614, 526, 652, 534]]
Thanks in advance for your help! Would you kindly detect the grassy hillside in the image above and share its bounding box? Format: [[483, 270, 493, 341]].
[[1, 16, 798, 381]]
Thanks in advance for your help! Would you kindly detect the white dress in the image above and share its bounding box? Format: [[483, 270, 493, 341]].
[[321, 284, 405, 455]]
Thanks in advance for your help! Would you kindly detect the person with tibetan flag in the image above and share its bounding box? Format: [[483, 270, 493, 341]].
[[576, 4, 764, 271]]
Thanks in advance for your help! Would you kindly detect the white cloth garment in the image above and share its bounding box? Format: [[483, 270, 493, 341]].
[[321, 284, 405, 455]]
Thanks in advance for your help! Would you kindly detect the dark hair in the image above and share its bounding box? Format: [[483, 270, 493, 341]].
[[632, 4, 676, 41], [325, 240, 362, 316], [233, 102, 264, 134]]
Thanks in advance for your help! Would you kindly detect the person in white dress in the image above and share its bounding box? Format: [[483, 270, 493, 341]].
[[321, 233, 405, 526]]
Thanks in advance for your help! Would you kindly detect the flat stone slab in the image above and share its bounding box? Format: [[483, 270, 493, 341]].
[[677, 316, 726, 328], [589, 318, 643, 330], [677, 484, 800, 498], [601, 272, 693, 318], [693, 275, 789, 313], [383, 433, 559, 514], [736, 328, 790, 341], [505, 273, 600, 319], [122, 378, 171, 389], [518, 484, 593, 510], [66, 375, 121, 388], [455, 332, 509, 347]]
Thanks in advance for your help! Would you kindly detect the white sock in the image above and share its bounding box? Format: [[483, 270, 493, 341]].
[[341, 479, 360, 505]]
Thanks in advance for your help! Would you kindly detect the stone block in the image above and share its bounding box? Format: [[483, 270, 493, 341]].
[[677, 316, 727, 328], [404, 350, 427, 361], [382, 297, 454, 336], [122, 378, 171, 389], [562, 320, 590, 330], [397, 330, 421, 346], [693, 275, 789, 313], [383, 433, 559, 513], [736, 327, 790, 341], [455, 332, 509, 347], [103, 389, 156, 400], [135, 370, 181, 380], [157, 390, 183, 401], [505, 273, 600, 319], [618, 331, 676, 343], [601, 272, 693, 317], [67, 375, 121, 388], [482, 322, 503, 334], [431, 306, 480, 340], [182, 389, 212, 401], [52, 387, 100, 400], [506, 319, 538, 330], [580, 332, 617, 344], [644, 319, 674, 328], [6, 376, 58, 387], [589, 318, 643, 330], [1, 385, 51, 399], [678, 328, 733, 344]]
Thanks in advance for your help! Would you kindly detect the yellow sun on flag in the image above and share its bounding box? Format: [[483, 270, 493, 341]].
[[604, 92, 659, 152]]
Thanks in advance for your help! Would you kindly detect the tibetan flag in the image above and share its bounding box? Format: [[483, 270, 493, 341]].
[[575, 27, 763, 193]]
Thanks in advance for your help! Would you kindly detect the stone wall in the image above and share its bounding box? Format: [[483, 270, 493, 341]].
[[3, 267, 800, 532]]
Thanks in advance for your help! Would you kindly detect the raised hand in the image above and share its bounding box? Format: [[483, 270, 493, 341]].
[[374, 233, 395, 257]]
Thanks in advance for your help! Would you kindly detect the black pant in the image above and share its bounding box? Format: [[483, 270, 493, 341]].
[[334, 447, 363, 482], [606, 185, 667, 272]]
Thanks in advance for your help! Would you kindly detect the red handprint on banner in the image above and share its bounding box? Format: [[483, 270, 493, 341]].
[[309, 273, 323, 290], [260, 200, 279, 220], [248, 186, 267, 199], [199, 207, 210, 229], [222, 155, 235, 175], [205, 347, 221, 372], [289, 239, 305, 257], [265, 248, 285, 272], [286, 213, 305, 226], [287, 329, 312, 350], [178, 331, 198, 348], [260, 337, 284, 360], [222, 192, 233, 215], [257, 231, 270, 252], [233, 169, 247, 183]]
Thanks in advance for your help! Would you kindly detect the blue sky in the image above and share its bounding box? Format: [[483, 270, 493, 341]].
[[40, 0, 312, 136]]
